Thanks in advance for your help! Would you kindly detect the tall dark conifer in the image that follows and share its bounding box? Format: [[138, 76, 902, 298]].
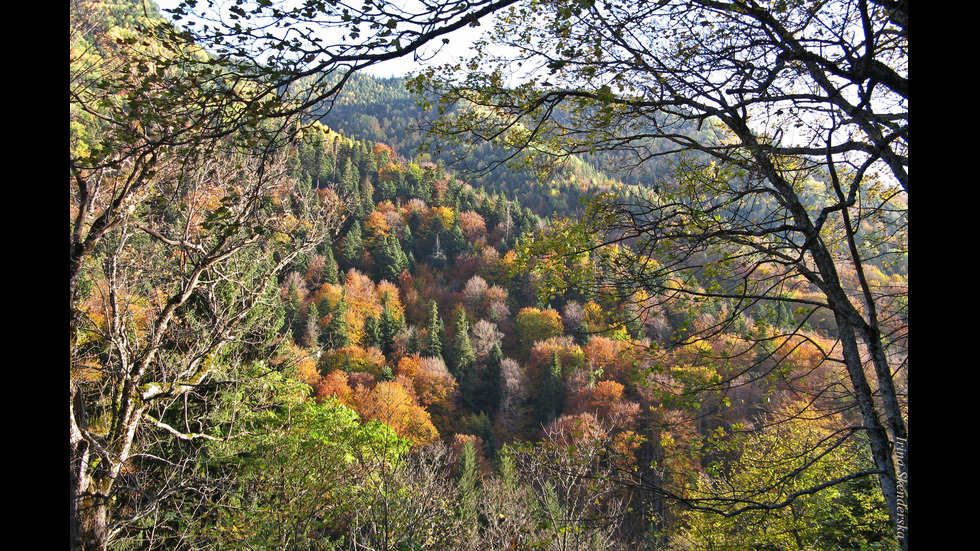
[[537, 350, 565, 424], [322, 294, 349, 349], [447, 309, 475, 380], [340, 222, 363, 271], [422, 301, 444, 360]]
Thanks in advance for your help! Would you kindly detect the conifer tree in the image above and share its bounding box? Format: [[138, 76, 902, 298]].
[[340, 158, 364, 219], [340, 222, 363, 271], [320, 243, 339, 284], [457, 439, 479, 526], [422, 301, 444, 360], [400, 224, 417, 260], [364, 315, 380, 348], [473, 344, 503, 416], [447, 222, 467, 260], [323, 295, 350, 349], [407, 327, 420, 355], [447, 309, 476, 380], [359, 177, 375, 216], [537, 350, 565, 424], [357, 141, 377, 177], [302, 301, 321, 348], [374, 234, 408, 282], [285, 279, 304, 341], [379, 297, 405, 357]]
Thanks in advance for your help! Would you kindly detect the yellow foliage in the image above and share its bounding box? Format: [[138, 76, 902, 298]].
[[357, 381, 439, 445]]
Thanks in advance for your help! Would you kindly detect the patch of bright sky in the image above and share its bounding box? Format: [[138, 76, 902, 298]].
[[153, 0, 490, 77]]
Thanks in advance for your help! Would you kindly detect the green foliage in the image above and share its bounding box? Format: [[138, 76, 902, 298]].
[[447, 308, 476, 379], [212, 398, 409, 548], [457, 439, 480, 525], [422, 300, 445, 359], [536, 351, 565, 424], [514, 308, 564, 359], [323, 294, 350, 349], [373, 234, 409, 282], [667, 406, 895, 550], [379, 295, 405, 357], [471, 344, 504, 416], [340, 222, 364, 271]]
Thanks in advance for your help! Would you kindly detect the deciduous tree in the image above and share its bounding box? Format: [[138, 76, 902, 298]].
[[417, 0, 908, 544], [70, 4, 345, 543]]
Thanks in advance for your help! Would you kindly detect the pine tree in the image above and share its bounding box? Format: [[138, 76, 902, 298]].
[[340, 157, 364, 219], [302, 301, 321, 348], [407, 327, 420, 355], [320, 244, 339, 284], [447, 309, 475, 380], [400, 224, 417, 260], [473, 344, 503, 416], [364, 315, 380, 348], [374, 234, 408, 282], [379, 297, 405, 357], [457, 439, 479, 526], [285, 279, 304, 342], [446, 222, 467, 260], [340, 222, 363, 271], [322, 295, 349, 349], [422, 301, 444, 359], [359, 177, 375, 215], [537, 350, 565, 425]]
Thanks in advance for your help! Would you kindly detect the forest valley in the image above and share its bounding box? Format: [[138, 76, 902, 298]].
[[70, 0, 907, 549]]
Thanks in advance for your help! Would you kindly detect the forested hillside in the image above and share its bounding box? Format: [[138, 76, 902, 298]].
[[70, 0, 907, 549]]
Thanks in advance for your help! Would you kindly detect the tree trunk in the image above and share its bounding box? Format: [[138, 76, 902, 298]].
[[71, 386, 110, 551]]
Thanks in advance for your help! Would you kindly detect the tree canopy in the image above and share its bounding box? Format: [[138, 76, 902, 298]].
[[70, 0, 907, 548], [416, 0, 908, 546]]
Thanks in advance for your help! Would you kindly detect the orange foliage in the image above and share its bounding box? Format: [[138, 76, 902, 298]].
[[395, 354, 424, 379], [313, 369, 355, 407], [458, 210, 487, 243], [544, 413, 607, 447], [355, 381, 439, 444], [411, 356, 458, 408], [372, 143, 394, 162], [295, 355, 320, 387], [363, 211, 391, 244], [401, 198, 428, 224], [528, 336, 584, 376], [566, 376, 640, 428], [343, 270, 382, 346], [375, 280, 404, 312], [583, 336, 642, 385], [311, 282, 344, 313]]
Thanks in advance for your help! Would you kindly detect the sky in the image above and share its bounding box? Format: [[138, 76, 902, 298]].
[[153, 0, 491, 78]]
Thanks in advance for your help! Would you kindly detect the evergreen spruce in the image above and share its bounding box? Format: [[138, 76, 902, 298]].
[[374, 235, 408, 282], [379, 297, 405, 357], [474, 344, 504, 416], [340, 222, 363, 271], [321, 244, 339, 284], [364, 315, 380, 348], [457, 439, 479, 526], [285, 280, 303, 342], [537, 350, 565, 424], [322, 295, 350, 349], [422, 301, 444, 359], [447, 309, 476, 380]]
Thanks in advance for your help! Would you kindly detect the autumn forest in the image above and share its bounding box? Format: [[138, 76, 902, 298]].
[[70, 0, 908, 549]]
